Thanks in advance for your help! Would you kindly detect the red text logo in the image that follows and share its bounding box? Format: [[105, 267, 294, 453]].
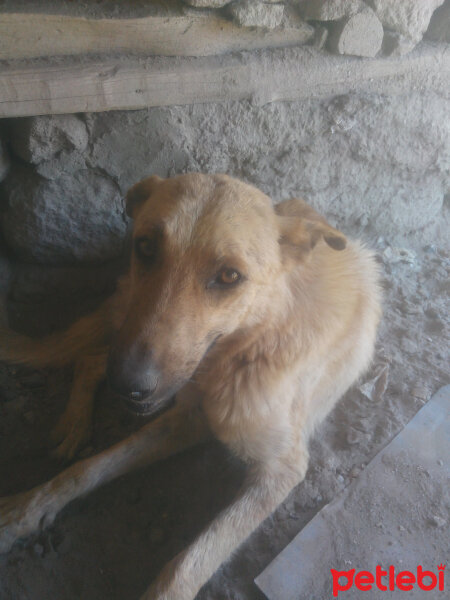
[[331, 564, 445, 597]]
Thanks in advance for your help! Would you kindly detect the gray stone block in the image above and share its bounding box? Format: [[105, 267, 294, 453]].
[[10, 114, 88, 164], [229, 0, 285, 29], [1, 165, 127, 265], [301, 0, 364, 21], [382, 31, 417, 56], [328, 7, 384, 57], [86, 108, 190, 194], [84, 91, 449, 248], [425, 0, 450, 42], [368, 0, 445, 42]]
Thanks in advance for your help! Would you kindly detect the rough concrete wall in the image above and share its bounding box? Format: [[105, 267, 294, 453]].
[[0, 89, 449, 332]]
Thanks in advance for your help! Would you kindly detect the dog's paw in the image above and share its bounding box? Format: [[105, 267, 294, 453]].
[[140, 552, 196, 600], [0, 492, 54, 554], [50, 412, 92, 462]]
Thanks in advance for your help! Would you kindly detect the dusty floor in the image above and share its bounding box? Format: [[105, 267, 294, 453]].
[[0, 241, 449, 600]]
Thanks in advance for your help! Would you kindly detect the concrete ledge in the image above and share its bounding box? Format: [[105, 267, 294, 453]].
[[0, 44, 448, 118]]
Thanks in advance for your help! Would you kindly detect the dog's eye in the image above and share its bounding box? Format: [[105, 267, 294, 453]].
[[135, 236, 158, 263], [216, 268, 241, 286]]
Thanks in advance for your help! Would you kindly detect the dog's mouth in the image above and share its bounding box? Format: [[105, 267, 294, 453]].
[[115, 390, 176, 417], [110, 335, 222, 417]]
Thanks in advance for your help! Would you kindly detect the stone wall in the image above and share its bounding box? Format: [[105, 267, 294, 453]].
[[185, 0, 448, 58]]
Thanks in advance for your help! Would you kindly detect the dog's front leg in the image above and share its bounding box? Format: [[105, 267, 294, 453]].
[[50, 352, 108, 461], [0, 391, 210, 554], [143, 452, 309, 600]]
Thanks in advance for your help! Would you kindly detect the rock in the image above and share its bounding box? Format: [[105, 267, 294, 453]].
[[358, 364, 389, 403], [10, 115, 88, 165], [382, 31, 417, 56], [382, 246, 416, 265], [328, 7, 384, 57], [87, 109, 189, 195], [0, 139, 11, 182], [35, 149, 88, 180], [368, 0, 445, 43], [312, 25, 329, 50], [346, 428, 364, 445], [429, 515, 446, 528], [349, 466, 362, 478], [301, 0, 364, 21], [183, 0, 232, 7], [1, 165, 127, 265], [229, 1, 284, 29], [411, 384, 429, 401], [425, 0, 450, 43]]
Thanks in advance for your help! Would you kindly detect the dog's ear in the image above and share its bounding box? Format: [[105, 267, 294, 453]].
[[126, 175, 163, 218], [276, 198, 346, 256]]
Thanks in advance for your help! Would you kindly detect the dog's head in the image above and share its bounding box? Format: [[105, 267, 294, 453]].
[[107, 173, 346, 415]]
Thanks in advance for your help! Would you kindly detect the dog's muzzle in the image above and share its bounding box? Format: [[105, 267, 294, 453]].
[[106, 343, 164, 414], [119, 390, 175, 417]]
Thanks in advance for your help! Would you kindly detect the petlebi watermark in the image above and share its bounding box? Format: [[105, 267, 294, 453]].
[[331, 564, 446, 597]]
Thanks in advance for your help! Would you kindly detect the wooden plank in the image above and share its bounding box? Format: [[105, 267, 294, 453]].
[[0, 12, 313, 60], [0, 45, 448, 118]]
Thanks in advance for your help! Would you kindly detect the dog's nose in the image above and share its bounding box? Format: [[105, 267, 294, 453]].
[[106, 345, 159, 400]]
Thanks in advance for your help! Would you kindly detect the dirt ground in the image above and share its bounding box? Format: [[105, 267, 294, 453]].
[[0, 240, 449, 600]]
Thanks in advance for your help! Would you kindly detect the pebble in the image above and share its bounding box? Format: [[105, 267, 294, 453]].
[[346, 428, 362, 445], [350, 466, 361, 478], [411, 384, 429, 401], [382, 246, 416, 265], [430, 515, 446, 528]]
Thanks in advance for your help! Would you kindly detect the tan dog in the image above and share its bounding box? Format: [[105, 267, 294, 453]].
[[0, 173, 381, 600]]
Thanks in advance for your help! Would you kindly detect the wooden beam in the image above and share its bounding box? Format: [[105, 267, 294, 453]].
[[0, 45, 448, 118], [0, 12, 313, 60]]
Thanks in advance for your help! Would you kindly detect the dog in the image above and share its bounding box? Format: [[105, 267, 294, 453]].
[[0, 173, 381, 600]]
